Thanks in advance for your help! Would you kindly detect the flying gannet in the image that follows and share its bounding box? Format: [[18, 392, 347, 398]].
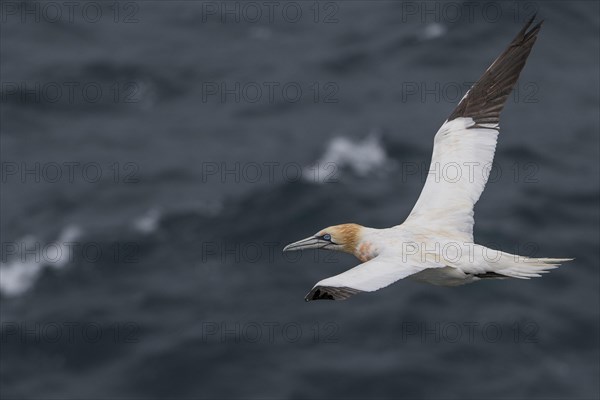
[[284, 16, 573, 301]]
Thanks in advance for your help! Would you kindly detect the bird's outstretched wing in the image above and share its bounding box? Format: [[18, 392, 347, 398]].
[[404, 16, 542, 242], [305, 256, 437, 301]]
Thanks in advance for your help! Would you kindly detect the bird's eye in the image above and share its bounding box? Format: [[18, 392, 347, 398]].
[[323, 234, 332, 241]]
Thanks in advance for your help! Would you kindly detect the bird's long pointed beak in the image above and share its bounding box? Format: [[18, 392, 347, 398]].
[[283, 236, 327, 252]]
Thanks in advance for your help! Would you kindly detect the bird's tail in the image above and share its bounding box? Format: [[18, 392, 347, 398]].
[[492, 252, 573, 279]]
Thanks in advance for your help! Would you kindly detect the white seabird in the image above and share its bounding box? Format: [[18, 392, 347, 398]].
[[284, 16, 573, 301]]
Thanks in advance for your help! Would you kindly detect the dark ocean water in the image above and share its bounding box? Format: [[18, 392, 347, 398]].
[[1, 1, 599, 399]]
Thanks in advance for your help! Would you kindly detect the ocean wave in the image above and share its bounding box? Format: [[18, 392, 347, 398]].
[[0, 225, 82, 297], [303, 132, 394, 184], [421, 23, 447, 40], [1, 61, 183, 112], [133, 208, 162, 234]]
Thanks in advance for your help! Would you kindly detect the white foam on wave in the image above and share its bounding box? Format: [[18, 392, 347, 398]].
[[421, 23, 447, 40], [133, 208, 161, 234], [0, 225, 82, 297], [304, 132, 392, 184], [132, 201, 223, 234]]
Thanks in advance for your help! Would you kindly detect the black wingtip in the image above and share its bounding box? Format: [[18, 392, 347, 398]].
[[524, 13, 544, 30], [515, 14, 536, 39], [446, 15, 543, 126], [528, 19, 544, 37], [516, 14, 543, 45], [304, 286, 363, 302], [304, 287, 335, 301]]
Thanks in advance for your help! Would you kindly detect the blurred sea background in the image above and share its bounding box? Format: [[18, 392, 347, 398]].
[[1, 1, 599, 399]]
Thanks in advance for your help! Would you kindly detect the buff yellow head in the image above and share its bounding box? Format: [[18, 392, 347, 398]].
[[283, 223, 363, 255]]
